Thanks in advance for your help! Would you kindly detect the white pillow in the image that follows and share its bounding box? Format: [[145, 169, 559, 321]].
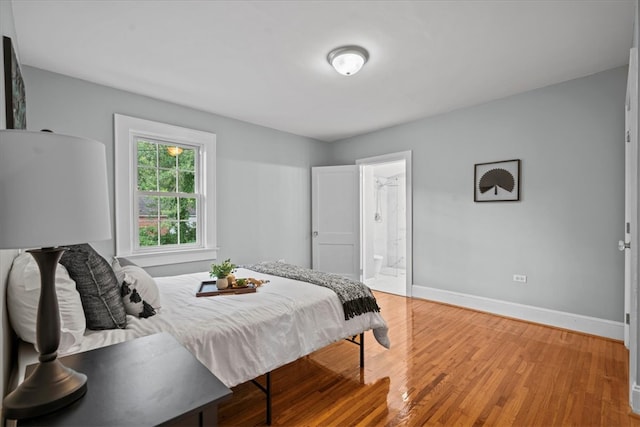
[[111, 258, 161, 309], [7, 252, 86, 352], [121, 273, 157, 318]]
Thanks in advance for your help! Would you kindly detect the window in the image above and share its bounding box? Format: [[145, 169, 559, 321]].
[[114, 114, 217, 267]]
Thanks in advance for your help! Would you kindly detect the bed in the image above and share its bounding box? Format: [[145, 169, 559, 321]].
[[8, 247, 390, 424]]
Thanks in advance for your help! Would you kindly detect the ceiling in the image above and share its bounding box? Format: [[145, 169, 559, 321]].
[[11, 0, 636, 142]]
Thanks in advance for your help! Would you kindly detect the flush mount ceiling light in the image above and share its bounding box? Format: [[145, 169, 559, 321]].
[[327, 45, 369, 76], [167, 146, 183, 157]]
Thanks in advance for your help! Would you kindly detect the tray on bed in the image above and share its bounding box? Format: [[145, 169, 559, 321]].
[[196, 280, 257, 297]]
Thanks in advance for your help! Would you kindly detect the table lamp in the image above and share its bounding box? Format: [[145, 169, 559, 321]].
[[0, 129, 111, 419]]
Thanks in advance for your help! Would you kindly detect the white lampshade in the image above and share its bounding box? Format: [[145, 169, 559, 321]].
[[0, 130, 111, 249], [327, 45, 369, 76]]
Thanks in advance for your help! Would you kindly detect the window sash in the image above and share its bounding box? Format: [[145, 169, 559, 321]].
[[134, 193, 201, 250], [132, 137, 202, 253]]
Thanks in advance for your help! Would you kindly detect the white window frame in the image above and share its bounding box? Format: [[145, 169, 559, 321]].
[[114, 114, 217, 267]]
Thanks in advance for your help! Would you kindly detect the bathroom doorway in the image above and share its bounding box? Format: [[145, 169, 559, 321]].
[[358, 152, 412, 296]]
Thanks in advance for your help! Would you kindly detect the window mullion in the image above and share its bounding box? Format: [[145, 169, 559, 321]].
[[154, 143, 160, 247]]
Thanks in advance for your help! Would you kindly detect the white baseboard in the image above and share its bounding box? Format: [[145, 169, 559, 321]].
[[411, 285, 624, 340], [632, 383, 640, 411]]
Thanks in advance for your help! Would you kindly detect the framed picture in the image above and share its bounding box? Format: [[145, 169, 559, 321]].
[[474, 159, 521, 202], [3, 36, 27, 129]]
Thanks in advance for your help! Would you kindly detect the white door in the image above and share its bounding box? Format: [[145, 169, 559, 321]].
[[624, 47, 638, 349], [311, 166, 359, 281]]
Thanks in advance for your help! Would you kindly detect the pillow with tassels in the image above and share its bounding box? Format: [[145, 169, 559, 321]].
[[121, 273, 156, 318]]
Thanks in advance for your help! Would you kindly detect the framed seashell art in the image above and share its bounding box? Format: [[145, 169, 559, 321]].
[[474, 159, 521, 202]]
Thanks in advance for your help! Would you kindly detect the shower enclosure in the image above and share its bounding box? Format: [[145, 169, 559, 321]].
[[362, 160, 407, 295]]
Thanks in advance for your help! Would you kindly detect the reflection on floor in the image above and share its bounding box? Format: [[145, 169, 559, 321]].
[[218, 292, 633, 426], [364, 267, 406, 296]]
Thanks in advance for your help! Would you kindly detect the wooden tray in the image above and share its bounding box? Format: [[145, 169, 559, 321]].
[[196, 280, 257, 297]]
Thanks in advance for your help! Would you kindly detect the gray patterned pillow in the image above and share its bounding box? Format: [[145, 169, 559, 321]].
[[59, 244, 127, 330]]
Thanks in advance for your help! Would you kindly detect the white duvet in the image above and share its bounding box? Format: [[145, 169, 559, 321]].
[[56, 268, 390, 387]]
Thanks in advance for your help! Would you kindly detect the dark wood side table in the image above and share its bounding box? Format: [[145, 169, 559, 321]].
[[15, 332, 232, 426]]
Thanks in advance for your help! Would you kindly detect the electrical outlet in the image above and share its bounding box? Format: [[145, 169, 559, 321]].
[[513, 274, 527, 283]]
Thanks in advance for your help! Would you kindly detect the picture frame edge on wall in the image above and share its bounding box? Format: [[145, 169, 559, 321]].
[[3, 35, 27, 130], [474, 158, 521, 202]]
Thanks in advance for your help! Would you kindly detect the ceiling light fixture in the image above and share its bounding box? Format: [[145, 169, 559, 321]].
[[167, 146, 183, 157], [327, 45, 369, 76]]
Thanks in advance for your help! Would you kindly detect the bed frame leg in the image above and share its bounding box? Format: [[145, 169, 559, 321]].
[[266, 371, 272, 425], [360, 332, 365, 368], [346, 333, 366, 368], [250, 372, 272, 425]]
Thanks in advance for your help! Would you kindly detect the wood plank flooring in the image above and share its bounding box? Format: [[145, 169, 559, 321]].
[[217, 291, 638, 426]]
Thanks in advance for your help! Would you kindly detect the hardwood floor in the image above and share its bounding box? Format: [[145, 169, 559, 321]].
[[217, 291, 638, 426]]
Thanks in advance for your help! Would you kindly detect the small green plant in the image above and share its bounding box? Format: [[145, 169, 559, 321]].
[[210, 258, 237, 278]]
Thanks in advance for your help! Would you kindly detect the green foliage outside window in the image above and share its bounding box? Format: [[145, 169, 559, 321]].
[[136, 139, 198, 247]]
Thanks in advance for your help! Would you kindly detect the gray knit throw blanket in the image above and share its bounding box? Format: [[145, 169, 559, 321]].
[[242, 261, 380, 320]]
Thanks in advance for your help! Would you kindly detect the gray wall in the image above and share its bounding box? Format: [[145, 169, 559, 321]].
[[331, 67, 627, 322], [22, 66, 333, 277]]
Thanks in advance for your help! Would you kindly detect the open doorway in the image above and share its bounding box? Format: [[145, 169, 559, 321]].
[[358, 152, 412, 296]]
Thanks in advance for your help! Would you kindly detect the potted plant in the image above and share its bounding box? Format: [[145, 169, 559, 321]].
[[210, 258, 237, 290]]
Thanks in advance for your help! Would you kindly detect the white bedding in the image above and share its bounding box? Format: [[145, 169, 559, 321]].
[[52, 268, 390, 387]]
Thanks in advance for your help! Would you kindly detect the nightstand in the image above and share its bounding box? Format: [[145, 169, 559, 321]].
[[15, 332, 232, 426]]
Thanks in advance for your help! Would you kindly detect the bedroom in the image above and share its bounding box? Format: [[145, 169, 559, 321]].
[[0, 0, 638, 425]]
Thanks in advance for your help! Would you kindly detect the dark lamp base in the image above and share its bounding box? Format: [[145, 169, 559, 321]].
[[3, 359, 87, 420], [3, 247, 87, 421], [2, 359, 87, 420]]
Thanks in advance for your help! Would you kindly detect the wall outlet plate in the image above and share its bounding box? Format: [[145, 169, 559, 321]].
[[513, 274, 527, 283]]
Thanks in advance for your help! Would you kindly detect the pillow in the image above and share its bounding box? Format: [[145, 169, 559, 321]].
[[111, 257, 137, 284], [112, 258, 161, 310], [7, 252, 86, 352], [116, 257, 137, 267], [111, 257, 127, 285], [59, 244, 127, 330], [121, 273, 156, 318]]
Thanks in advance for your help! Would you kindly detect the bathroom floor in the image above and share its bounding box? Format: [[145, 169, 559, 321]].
[[364, 267, 406, 296]]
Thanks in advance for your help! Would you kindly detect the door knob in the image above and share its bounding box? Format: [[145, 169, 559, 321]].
[[619, 240, 631, 251], [313, 231, 318, 237]]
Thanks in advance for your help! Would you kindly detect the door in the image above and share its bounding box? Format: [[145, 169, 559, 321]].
[[624, 47, 638, 349], [311, 166, 359, 280]]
